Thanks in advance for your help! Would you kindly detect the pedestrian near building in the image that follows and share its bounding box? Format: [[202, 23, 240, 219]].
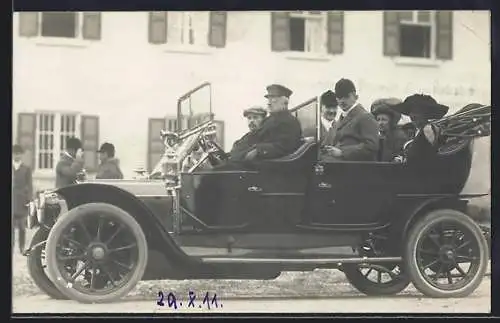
[[96, 142, 124, 179], [55, 137, 85, 188], [12, 144, 33, 254]]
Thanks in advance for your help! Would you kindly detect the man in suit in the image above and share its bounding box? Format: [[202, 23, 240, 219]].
[[370, 98, 408, 162], [12, 144, 33, 254], [96, 142, 124, 179], [228, 106, 268, 161], [320, 90, 339, 143], [320, 78, 379, 161], [231, 84, 302, 162], [55, 137, 85, 188]]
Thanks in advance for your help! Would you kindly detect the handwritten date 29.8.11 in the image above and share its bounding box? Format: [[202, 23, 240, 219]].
[[157, 291, 222, 309]]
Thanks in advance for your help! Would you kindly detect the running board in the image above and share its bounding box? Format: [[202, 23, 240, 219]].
[[201, 256, 402, 264]]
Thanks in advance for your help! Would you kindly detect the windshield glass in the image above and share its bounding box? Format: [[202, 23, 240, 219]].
[[290, 97, 318, 140], [177, 82, 212, 132]]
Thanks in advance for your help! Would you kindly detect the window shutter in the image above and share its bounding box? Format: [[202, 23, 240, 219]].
[[213, 120, 225, 149], [435, 11, 453, 60], [82, 12, 101, 40], [19, 12, 39, 37], [383, 11, 401, 56], [148, 118, 166, 172], [271, 12, 290, 52], [80, 115, 99, 173], [327, 11, 344, 55], [148, 12, 168, 44], [16, 113, 37, 168], [208, 11, 227, 48]]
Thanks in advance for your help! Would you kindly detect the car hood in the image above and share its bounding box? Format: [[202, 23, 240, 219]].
[[83, 179, 169, 196]]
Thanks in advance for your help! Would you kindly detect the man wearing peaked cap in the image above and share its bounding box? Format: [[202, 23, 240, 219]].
[[228, 106, 268, 161], [233, 83, 302, 161], [320, 78, 379, 161]]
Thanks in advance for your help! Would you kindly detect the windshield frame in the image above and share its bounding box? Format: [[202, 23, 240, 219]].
[[176, 82, 213, 133]]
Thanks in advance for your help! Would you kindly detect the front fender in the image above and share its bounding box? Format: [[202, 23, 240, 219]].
[[54, 183, 199, 267]]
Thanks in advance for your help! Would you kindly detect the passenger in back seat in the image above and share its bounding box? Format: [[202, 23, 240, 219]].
[[371, 98, 408, 162]]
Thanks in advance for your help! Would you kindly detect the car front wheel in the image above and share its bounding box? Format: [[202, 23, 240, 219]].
[[45, 203, 148, 303], [405, 209, 488, 298]]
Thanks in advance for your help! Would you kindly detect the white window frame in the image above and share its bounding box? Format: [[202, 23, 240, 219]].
[[288, 11, 328, 54], [398, 10, 437, 60], [162, 11, 213, 55], [22, 12, 95, 48], [34, 111, 81, 176]]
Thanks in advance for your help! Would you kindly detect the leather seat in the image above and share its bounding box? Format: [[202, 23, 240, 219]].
[[267, 137, 316, 162]]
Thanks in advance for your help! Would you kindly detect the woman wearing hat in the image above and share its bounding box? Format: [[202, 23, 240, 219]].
[[370, 98, 408, 162], [392, 94, 449, 164]]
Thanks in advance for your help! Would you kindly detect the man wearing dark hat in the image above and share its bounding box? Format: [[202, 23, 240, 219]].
[[391, 94, 449, 164], [228, 106, 268, 161], [96, 142, 124, 179], [12, 144, 33, 254], [320, 90, 339, 143], [371, 98, 409, 162], [321, 78, 379, 161], [239, 84, 302, 161], [55, 137, 85, 188]]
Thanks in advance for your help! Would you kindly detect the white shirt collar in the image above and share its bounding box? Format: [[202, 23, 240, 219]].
[[341, 102, 359, 118], [321, 116, 335, 131], [63, 151, 74, 160], [13, 160, 22, 170]]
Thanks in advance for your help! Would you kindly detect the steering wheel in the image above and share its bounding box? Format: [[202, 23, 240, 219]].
[[198, 136, 228, 167]]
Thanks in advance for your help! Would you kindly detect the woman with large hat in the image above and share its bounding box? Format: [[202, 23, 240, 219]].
[[370, 98, 408, 162], [391, 94, 449, 164]]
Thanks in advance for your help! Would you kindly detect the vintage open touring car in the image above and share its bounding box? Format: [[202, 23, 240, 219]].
[[23, 83, 491, 304]]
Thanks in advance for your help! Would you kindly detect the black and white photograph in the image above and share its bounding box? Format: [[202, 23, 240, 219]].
[[12, 10, 491, 314]]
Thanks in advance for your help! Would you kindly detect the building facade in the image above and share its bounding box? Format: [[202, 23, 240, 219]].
[[12, 11, 491, 192]]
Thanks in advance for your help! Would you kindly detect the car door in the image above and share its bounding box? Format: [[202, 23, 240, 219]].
[[305, 161, 399, 226]]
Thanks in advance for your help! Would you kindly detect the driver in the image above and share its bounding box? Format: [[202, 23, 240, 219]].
[[231, 84, 302, 162], [228, 106, 268, 161]]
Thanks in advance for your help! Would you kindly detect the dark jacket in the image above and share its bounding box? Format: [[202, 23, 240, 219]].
[[251, 109, 303, 160], [55, 153, 84, 188], [322, 104, 380, 161], [228, 110, 302, 161], [228, 131, 260, 161], [96, 158, 124, 179], [12, 163, 33, 217], [377, 128, 408, 162]]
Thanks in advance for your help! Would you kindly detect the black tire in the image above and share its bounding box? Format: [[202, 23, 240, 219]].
[[45, 203, 148, 303], [405, 209, 488, 298], [342, 263, 411, 296], [27, 228, 68, 299]]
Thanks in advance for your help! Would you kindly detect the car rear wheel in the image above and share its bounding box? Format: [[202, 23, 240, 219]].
[[45, 203, 148, 303], [405, 209, 488, 298], [27, 228, 68, 299], [342, 263, 411, 296]]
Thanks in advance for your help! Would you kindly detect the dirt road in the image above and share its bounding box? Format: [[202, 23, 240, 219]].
[[12, 278, 490, 314]]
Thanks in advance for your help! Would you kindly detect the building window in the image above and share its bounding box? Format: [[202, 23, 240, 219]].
[[16, 112, 100, 173], [18, 12, 102, 40], [148, 11, 227, 48], [289, 11, 326, 53], [271, 11, 343, 55], [383, 11, 453, 60]]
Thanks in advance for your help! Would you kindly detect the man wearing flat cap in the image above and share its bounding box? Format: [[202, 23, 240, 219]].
[[392, 94, 449, 164], [321, 78, 379, 161], [371, 98, 408, 162], [320, 90, 339, 143], [238, 84, 302, 161], [228, 106, 268, 161]]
